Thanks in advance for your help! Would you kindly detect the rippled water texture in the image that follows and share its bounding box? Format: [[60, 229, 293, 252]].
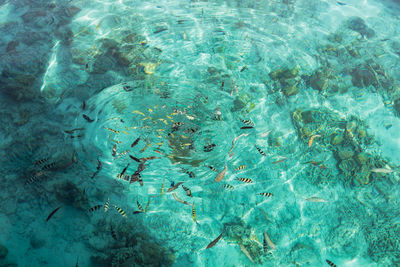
[[1, 0, 400, 266]]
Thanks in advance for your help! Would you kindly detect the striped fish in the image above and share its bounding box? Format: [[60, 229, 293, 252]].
[[236, 178, 253, 183], [110, 225, 117, 240], [137, 201, 144, 212], [88, 205, 102, 212], [208, 165, 219, 172], [192, 202, 197, 223], [326, 260, 337, 267], [263, 235, 268, 253], [223, 184, 235, 190], [42, 162, 56, 170], [182, 185, 193, 197], [241, 119, 254, 126], [258, 192, 273, 197], [35, 158, 49, 166], [25, 171, 46, 185], [145, 199, 150, 213], [235, 165, 246, 171], [255, 145, 266, 156], [114, 205, 127, 218], [104, 198, 109, 212]]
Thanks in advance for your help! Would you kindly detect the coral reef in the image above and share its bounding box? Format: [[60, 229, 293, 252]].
[[223, 218, 265, 264], [291, 108, 392, 186]]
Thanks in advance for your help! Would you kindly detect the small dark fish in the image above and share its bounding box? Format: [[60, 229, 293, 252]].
[[240, 66, 248, 72], [167, 182, 184, 192], [206, 232, 223, 249], [82, 100, 86, 110], [88, 205, 102, 212], [171, 181, 175, 187], [123, 85, 131, 91], [112, 144, 117, 157], [35, 158, 49, 165], [263, 235, 268, 253], [85, 63, 89, 69], [258, 192, 273, 197], [236, 178, 253, 183], [182, 185, 193, 197], [154, 47, 162, 52], [203, 143, 216, 152], [337, 1, 346, 5], [91, 169, 100, 179], [131, 137, 140, 148], [110, 225, 117, 240], [130, 174, 139, 184], [326, 259, 337, 267], [153, 27, 167, 34], [221, 81, 225, 91], [241, 126, 254, 129], [137, 200, 144, 212], [272, 158, 287, 164], [76, 257, 79, 267], [82, 114, 94, 122], [70, 135, 84, 139], [255, 145, 266, 156], [46, 206, 62, 222], [64, 128, 85, 134], [181, 168, 195, 178], [120, 164, 130, 176], [42, 162, 56, 170], [129, 155, 141, 162], [96, 159, 102, 171], [208, 165, 219, 172], [140, 156, 159, 162]]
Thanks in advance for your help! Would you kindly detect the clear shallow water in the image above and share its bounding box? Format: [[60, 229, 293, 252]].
[[1, 0, 400, 266]]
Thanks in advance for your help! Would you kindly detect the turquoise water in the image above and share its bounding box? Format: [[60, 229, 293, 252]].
[[1, 0, 400, 266]]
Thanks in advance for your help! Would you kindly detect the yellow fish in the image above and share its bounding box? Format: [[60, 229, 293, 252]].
[[166, 115, 172, 119], [148, 108, 153, 113], [192, 202, 197, 223], [156, 142, 163, 146], [122, 131, 130, 135], [156, 135, 162, 138], [104, 127, 120, 134], [114, 205, 127, 218], [159, 119, 168, 125], [235, 165, 246, 171], [142, 117, 152, 121], [104, 198, 109, 212], [182, 143, 191, 146], [180, 135, 188, 139], [130, 127, 138, 130], [132, 110, 145, 116]]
